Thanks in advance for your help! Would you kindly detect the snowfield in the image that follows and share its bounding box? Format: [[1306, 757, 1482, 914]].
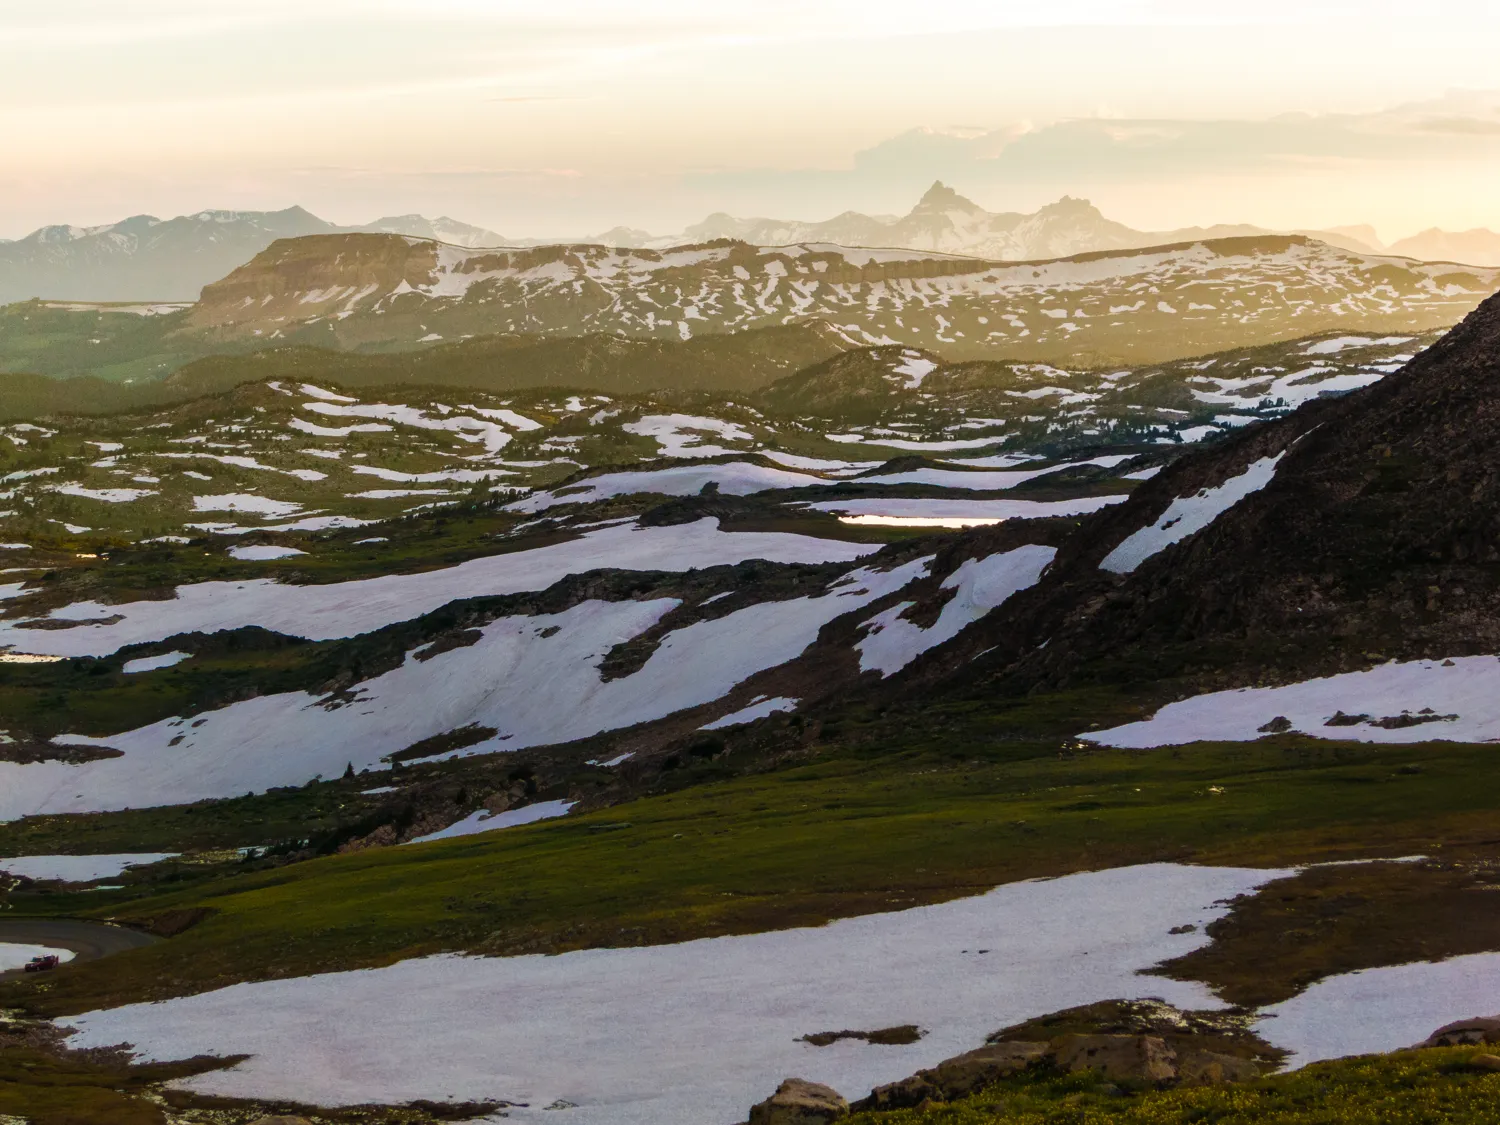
[[1100, 454, 1283, 574], [0, 853, 177, 882], [406, 800, 577, 845], [1254, 951, 1500, 1067], [0, 519, 877, 658], [701, 695, 798, 729], [857, 545, 1056, 677], [64, 863, 1291, 1125], [0, 557, 927, 818], [1086, 656, 1500, 747], [806, 496, 1128, 521], [510, 462, 826, 513]]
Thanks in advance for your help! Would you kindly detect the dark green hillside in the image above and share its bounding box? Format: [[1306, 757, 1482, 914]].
[[164, 320, 847, 399]]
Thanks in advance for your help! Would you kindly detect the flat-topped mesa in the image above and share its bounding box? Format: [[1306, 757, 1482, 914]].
[[172, 226, 1498, 365], [188, 233, 440, 330]]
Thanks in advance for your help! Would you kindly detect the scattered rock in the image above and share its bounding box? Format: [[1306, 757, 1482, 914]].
[[1053, 1034, 1178, 1083], [1324, 711, 1370, 727], [1368, 711, 1457, 729], [1168, 924, 1197, 934], [1419, 1017, 1500, 1047], [799, 1024, 923, 1047], [748, 1078, 848, 1124], [1257, 716, 1293, 733]]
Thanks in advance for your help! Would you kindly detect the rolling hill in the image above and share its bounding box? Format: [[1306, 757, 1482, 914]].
[[183, 231, 1495, 367]]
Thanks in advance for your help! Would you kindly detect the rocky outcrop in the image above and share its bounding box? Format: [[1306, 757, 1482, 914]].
[[800, 1000, 1274, 1122], [1053, 1033, 1178, 1083], [859, 1041, 1049, 1109], [747, 1078, 849, 1124], [1418, 1016, 1500, 1047], [1176, 1049, 1263, 1086]]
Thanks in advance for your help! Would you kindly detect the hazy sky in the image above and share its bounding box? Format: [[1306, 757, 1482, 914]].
[[4, 1, 1500, 240]]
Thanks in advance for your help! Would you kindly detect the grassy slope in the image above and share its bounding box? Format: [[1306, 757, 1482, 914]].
[[0, 316, 846, 421], [9, 683, 1500, 1018], [845, 1048, 1500, 1125]]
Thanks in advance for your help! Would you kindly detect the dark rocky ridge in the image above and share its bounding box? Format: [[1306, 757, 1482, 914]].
[[899, 288, 1500, 698]]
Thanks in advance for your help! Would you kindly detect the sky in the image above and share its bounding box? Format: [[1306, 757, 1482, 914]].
[[4, 1, 1500, 241]]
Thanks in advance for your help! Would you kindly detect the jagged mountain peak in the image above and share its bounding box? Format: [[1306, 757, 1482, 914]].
[[910, 180, 984, 215]]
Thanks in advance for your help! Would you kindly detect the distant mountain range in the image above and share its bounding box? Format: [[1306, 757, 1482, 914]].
[[4, 186, 1499, 307], [0, 208, 510, 305], [662, 183, 1384, 261], [631, 184, 1500, 269], [1385, 227, 1500, 266]]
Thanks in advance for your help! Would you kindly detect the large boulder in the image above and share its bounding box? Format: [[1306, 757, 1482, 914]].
[[748, 1078, 848, 1125], [1053, 1034, 1178, 1083], [1419, 1017, 1500, 1047], [860, 1041, 1049, 1109], [1177, 1049, 1260, 1086]]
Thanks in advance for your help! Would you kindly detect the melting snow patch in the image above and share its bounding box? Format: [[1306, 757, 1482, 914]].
[[299, 384, 357, 403], [824, 434, 1003, 452], [290, 417, 393, 438], [0, 853, 176, 882], [892, 350, 938, 390], [701, 697, 798, 729], [406, 800, 576, 844], [809, 496, 1127, 522], [122, 651, 190, 674], [857, 546, 1056, 677], [1254, 951, 1500, 1068], [192, 494, 303, 516], [1099, 453, 1283, 574], [0, 554, 921, 816], [50, 485, 156, 503], [0, 520, 878, 661], [1302, 335, 1412, 356], [1087, 655, 1500, 748], [622, 414, 755, 459], [860, 457, 1127, 491], [228, 545, 307, 561], [61, 863, 1291, 1125], [512, 462, 825, 512]]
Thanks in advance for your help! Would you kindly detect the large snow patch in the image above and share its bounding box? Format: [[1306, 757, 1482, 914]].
[[1087, 656, 1500, 748], [0, 520, 877, 658], [64, 863, 1290, 1125], [1100, 454, 1282, 574], [0, 558, 928, 818]]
